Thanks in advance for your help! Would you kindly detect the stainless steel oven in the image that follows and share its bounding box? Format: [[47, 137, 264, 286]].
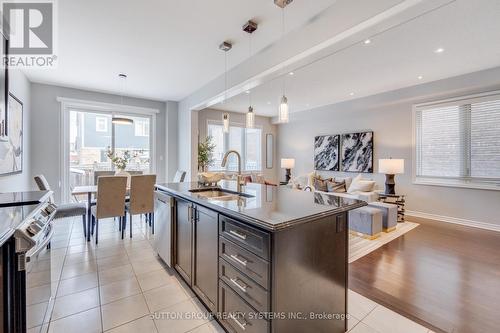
[[13, 201, 57, 333]]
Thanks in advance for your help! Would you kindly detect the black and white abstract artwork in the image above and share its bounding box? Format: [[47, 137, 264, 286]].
[[314, 135, 339, 171], [0, 94, 23, 176], [341, 132, 373, 173]]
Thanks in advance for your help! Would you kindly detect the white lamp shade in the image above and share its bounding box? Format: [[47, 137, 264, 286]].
[[281, 158, 295, 169], [379, 159, 404, 174]]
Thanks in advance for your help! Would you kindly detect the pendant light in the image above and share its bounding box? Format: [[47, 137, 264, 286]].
[[223, 113, 229, 133], [219, 41, 232, 133], [243, 20, 257, 129], [278, 7, 289, 123], [246, 106, 255, 129], [112, 73, 133, 125]]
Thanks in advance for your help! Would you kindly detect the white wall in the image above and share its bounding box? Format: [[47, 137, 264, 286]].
[[198, 109, 278, 182], [277, 67, 500, 229], [30, 83, 175, 201], [0, 70, 32, 192]]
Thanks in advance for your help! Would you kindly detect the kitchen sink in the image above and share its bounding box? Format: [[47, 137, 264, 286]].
[[189, 188, 254, 201]]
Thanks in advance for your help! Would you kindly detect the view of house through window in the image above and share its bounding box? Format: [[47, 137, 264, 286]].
[[207, 122, 262, 172], [69, 110, 152, 189]]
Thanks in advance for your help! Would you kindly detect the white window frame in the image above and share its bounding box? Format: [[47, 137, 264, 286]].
[[58, 97, 159, 203], [412, 90, 500, 191], [95, 116, 108, 132], [206, 120, 263, 173]]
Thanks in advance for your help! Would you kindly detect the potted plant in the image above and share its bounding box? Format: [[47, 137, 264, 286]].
[[198, 136, 215, 172]]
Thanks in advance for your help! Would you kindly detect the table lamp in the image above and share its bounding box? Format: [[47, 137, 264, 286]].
[[378, 158, 404, 194], [281, 158, 295, 183]]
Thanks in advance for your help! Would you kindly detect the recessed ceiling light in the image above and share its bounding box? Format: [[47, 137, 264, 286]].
[[434, 48, 444, 54], [267, 101, 271, 105], [245, 90, 251, 94], [349, 92, 355, 96], [289, 72, 294, 76], [364, 39, 371, 44], [418, 75, 423, 80]]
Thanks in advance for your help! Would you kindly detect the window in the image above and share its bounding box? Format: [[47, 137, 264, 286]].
[[135, 119, 149, 137], [95, 116, 108, 132], [414, 92, 500, 189], [70, 111, 152, 191], [207, 121, 262, 172]]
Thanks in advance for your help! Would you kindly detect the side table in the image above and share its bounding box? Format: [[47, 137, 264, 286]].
[[377, 193, 405, 223]]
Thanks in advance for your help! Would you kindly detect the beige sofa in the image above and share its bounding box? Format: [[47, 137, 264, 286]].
[[290, 172, 398, 238]]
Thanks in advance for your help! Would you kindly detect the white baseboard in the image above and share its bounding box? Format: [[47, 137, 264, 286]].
[[406, 210, 500, 232]]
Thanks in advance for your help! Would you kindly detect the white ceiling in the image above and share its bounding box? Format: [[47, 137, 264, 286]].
[[22, 0, 339, 101], [213, 0, 500, 117]]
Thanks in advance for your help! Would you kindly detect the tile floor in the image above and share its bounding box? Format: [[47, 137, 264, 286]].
[[27, 215, 434, 333]]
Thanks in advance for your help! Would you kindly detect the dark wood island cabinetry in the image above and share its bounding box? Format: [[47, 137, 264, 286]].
[[157, 181, 365, 333]]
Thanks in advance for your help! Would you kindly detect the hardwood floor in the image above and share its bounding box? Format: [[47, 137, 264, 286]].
[[349, 217, 500, 333]]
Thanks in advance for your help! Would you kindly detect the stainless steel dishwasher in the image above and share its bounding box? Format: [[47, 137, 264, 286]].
[[154, 191, 173, 267]]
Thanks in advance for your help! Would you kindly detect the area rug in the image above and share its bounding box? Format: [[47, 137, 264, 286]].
[[349, 221, 419, 263]]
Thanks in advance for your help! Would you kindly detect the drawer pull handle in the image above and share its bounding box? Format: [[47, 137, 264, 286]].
[[229, 229, 247, 240], [230, 277, 248, 292], [229, 313, 248, 330], [230, 254, 248, 266]]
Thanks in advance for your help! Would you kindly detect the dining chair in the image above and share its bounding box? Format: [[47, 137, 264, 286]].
[[34, 175, 88, 237], [173, 170, 186, 182], [93, 170, 115, 185], [91, 176, 127, 244], [125, 175, 157, 237]]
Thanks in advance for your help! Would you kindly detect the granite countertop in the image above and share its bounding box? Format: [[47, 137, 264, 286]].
[[156, 181, 366, 231], [0, 190, 51, 208]]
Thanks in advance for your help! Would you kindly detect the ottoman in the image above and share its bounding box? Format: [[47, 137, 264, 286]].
[[348, 207, 383, 239], [369, 201, 398, 232]]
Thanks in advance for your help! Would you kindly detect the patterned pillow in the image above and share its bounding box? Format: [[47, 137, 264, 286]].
[[327, 180, 347, 193], [313, 176, 331, 192]]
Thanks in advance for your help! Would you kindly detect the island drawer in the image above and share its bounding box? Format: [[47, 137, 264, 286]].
[[219, 258, 269, 313], [219, 281, 270, 333], [219, 215, 270, 260], [219, 237, 269, 290]]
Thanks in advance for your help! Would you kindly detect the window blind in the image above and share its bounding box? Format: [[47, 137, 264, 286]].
[[471, 99, 500, 178], [416, 105, 462, 177], [415, 92, 500, 186]]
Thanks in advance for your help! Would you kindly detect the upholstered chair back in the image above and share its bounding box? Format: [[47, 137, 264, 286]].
[[129, 175, 156, 215], [173, 170, 186, 182], [93, 171, 115, 185], [34, 175, 55, 203], [96, 176, 127, 219]]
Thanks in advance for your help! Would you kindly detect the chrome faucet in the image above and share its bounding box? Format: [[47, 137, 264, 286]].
[[221, 150, 243, 192]]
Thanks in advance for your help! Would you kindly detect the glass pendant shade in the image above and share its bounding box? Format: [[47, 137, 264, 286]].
[[278, 95, 289, 123], [246, 106, 255, 128], [112, 117, 133, 125], [223, 114, 229, 133]]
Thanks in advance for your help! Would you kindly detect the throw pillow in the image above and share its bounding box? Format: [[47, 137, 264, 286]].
[[347, 174, 375, 193], [313, 176, 331, 192], [327, 180, 346, 193], [335, 177, 353, 190], [307, 171, 317, 188]]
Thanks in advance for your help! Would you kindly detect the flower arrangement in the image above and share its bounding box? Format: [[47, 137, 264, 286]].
[[106, 148, 132, 171]]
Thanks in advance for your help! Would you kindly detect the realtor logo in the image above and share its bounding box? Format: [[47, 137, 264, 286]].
[[2, 0, 57, 67]]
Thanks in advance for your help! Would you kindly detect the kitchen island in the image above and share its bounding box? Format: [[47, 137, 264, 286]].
[[155, 181, 366, 333]]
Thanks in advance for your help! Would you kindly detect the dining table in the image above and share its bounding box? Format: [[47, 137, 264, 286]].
[[72, 185, 131, 242]]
